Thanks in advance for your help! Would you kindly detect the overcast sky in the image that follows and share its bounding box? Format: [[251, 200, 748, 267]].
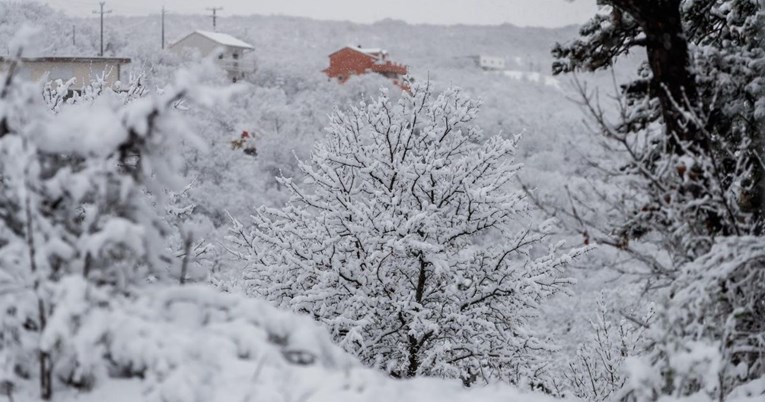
[[45, 0, 598, 27]]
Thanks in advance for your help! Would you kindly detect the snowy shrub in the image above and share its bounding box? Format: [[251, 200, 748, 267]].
[[231, 83, 586, 385], [557, 294, 652, 401], [0, 38, 230, 399], [622, 237, 765, 402], [17, 277, 580, 402], [5, 275, 584, 402], [38, 277, 353, 402]]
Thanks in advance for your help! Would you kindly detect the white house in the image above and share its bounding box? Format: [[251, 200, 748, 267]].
[[472, 55, 506, 71], [169, 30, 255, 82], [0, 57, 131, 92]]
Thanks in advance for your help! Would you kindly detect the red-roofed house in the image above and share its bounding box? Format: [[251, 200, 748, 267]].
[[323, 46, 408, 89]]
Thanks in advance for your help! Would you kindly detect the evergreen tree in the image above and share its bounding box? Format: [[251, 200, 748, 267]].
[[553, 0, 764, 250], [552, 2, 765, 401]]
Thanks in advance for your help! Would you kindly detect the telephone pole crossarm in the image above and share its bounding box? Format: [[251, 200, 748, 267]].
[[206, 7, 223, 31]]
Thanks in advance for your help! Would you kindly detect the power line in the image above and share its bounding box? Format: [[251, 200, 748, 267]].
[[92, 1, 112, 56], [206, 7, 223, 32]]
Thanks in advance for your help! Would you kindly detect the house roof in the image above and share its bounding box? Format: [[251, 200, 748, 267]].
[[193, 30, 254, 49], [0, 57, 131, 64], [358, 48, 385, 55], [329, 46, 388, 60]]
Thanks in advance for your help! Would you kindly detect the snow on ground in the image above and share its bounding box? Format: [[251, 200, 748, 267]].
[[501, 70, 562, 90], [35, 282, 576, 402], [57, 368, 575, 402]]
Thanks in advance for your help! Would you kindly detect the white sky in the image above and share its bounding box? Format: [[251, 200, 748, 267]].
[[44, 0, 598, 27]]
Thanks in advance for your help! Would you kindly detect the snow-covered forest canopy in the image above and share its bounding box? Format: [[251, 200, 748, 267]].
[[0, 1, 763, 401]]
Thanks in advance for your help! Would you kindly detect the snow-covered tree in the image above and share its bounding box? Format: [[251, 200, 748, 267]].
[[552, 0, 764, 261], [230, 83, 585, 385], [550, 2, 765, 401], [0, 35, 227, 399]]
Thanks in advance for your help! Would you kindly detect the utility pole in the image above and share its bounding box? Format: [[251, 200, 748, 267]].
[[72, 25, 76, 46], [206, 7, 223, 31], [92, 2, 112, 56], [161, 6, 166, 49]]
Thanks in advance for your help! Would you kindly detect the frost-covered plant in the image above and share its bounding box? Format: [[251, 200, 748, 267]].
[[549, 4, 765, 400], [551, 0, 764, 274], [43, 68, 222, 284], [622, 237, 765, 402], [0, 38, 225, 399], [35, 277, 355, 402], [42, 70, 148, 113], [559, 294, 652, 402], [163, 180, 219, 286], [230, 83, 585, 385]]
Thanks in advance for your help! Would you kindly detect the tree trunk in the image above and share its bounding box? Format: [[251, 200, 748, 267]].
[[612, 0, 702, 152], [751, 22, 765, 230], [406, 334, 420, 378], [750, 100, 765, 231], [405, 255, 429, 377], [642, 5, 700, 150], [25, 182, 52, 400], [38, 299, 52, 400]]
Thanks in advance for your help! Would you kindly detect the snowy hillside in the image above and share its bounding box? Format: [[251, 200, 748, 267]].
[[2, 1, 762, 402]]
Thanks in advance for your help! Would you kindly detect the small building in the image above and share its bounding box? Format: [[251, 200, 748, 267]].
[[169, 30, 255, 82], [323, 46, 408, 89], [0, 57, 131, 91], [471, 55, 506, 71]]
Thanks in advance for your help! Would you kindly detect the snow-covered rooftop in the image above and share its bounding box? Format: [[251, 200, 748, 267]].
[[327, 46, 390, 60], [357, 47, 385, 55], [195, 30, 254, 49]]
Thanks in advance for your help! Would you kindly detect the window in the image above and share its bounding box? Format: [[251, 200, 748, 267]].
[[233, 52, 239, 60]]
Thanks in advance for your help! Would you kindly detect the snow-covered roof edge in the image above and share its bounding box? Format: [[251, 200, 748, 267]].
[[0, 57, 131, 63], [357, 47, 385, 55], [329, 46, 388, 59], [173, 30, 254, 50]]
